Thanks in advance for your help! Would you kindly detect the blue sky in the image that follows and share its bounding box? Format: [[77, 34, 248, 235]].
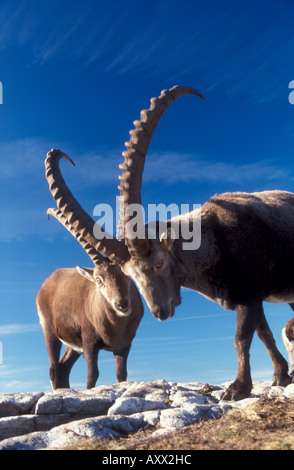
[[1, 0, 294, 393]]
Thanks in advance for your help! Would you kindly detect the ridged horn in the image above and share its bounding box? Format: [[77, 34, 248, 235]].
[[47, 208, 103, 265], [118, 85, 204, 258], [45, 148, 130, 264]]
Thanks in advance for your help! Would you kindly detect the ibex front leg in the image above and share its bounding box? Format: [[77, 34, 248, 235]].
[[223, 301, 262, 401], [82, 333, 99, 389], [113, 344, 131, 382]]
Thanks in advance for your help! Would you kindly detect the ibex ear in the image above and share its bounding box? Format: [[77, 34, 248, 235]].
[[76, 266, 95, 283], [159, 227, 176, 252]]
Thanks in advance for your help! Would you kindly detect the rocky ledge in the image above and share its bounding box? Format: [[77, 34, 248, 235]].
[[1, 379, 294, 450]]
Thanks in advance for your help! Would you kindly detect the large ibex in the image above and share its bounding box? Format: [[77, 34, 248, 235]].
[[116, 86, 294, 400], [37, 149, 143, 389]]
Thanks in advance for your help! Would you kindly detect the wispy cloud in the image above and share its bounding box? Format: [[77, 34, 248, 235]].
[[0, 1, 28, 49], [144, 152, 291, 186], [0, 137, 291, 242], [0, 1, 132, 70], [0, 280, 42, 295], [0, 364, 47, 393], [0, 206, 61, 243], [251, 370, 274, 381], [0, 138, 115, 184], [1, 137, 290, 187], [53, 148, 292, 189], [0, 138, 52, 179], [142, 312, 231, 324], [1, 0, 293, 102], [32, 6, 93, 64], [0, 324, 41, 335], [134, 334, 234, 348]]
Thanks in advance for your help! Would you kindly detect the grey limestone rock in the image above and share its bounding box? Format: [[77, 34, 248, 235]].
[[1, 380, 293, 450], [0, 392, 44, 417]]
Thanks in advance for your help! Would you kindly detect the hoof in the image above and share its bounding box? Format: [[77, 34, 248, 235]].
[[272, 373, 291, 387], [222, 381, 251, 401]]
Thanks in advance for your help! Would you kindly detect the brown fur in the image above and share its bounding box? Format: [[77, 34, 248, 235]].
[[37, 266, 143, 389], [41, 149, 143, 390], [118, 87, 294, 400], [122, 190, 294, 399]]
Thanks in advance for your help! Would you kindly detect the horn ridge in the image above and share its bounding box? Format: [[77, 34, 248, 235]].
[[47, 208, 103, 265], [45, 148, 130, 264], [119, 85, 204, 258]]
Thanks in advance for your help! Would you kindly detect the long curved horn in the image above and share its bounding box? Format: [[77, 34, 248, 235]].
[[118, 86, 204, 258], [45, 148, 130, 264], [47, 208, 103, 265]]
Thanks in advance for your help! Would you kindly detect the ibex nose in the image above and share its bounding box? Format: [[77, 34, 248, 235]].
[[155, 305, 173, 322], [114, 299, 129, 312], [154, 298, 179, 322]]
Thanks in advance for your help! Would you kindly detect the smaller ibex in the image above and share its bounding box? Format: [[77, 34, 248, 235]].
[[37, 149, 143, 389], [282, 314, 294, 382]]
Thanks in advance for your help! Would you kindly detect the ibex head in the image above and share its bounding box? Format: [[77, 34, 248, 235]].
[[76, 263, 132, 316], [121, 227, 183, 320], [118, 86, 204, 320], [47, 206, 132, 317]]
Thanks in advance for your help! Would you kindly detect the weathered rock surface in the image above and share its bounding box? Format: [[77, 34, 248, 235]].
[[0, 392, 44, 417], [0, 379, 293, 450]]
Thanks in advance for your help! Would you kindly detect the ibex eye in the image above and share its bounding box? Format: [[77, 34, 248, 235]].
[[96, 278, 103, 285], [156, 259, 164, 269]]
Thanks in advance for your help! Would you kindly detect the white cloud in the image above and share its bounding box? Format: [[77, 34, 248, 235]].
[[144, 152, 291, 185], [0, 324, 41, 335], [251, 370, 274, 381], [0, 137, 291, 244], [0, 138, 52, 179], [1, 136, 290, 191], [134, 335, 234, 348], [142, 312, 231, 324], [0, 138, 116, 184], [1, 0, 293, 104], [72, 150, 292, 187], [0, 364, 48, 393]]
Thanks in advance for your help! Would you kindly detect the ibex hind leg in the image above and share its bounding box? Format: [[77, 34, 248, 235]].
[[43, 325, 62, 390], [256, 309, 290, 387], [257, 316, 290, 386], [58, 346, 81, 388]]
